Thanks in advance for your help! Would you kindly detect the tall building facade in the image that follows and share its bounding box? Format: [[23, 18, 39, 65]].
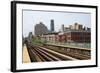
[[69, 23, 83, 30], [74, 23, 83, 30], [50, 19, 54, 32], [28, 32, 33, 42], [34, 22, 48, 35], [62, 24, 64, 32]]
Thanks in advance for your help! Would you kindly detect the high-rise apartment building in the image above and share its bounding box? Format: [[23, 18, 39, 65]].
[[35, 22, 48, 35]]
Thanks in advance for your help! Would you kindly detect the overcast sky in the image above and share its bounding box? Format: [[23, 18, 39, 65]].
[[23, 10, 91, 37]]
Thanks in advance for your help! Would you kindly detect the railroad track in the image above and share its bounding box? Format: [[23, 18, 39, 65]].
[[43, 45, 91, 60], [26, 42, 77, 62]]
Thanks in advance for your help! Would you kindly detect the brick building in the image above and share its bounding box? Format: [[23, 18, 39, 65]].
[[41, 32, 58, 43], [58, 30, 91, 43]]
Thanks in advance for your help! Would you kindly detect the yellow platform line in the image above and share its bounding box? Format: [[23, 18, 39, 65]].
[[22, 45, 31, 63]]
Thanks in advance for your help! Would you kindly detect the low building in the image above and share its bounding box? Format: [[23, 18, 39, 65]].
[[40, 29, 91, 43], [41, 32, 58, 43], [58, 30, 91, 43]]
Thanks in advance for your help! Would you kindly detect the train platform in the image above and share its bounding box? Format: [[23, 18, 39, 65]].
[[45, 43, 90, 51], [22, 44, 31, 63]]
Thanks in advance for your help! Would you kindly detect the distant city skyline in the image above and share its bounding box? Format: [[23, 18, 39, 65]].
[[23, 10, 91, 37]]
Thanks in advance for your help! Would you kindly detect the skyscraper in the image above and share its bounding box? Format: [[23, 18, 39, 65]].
[[62, 24, 64, 32], [50, 19, 54, 32]]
